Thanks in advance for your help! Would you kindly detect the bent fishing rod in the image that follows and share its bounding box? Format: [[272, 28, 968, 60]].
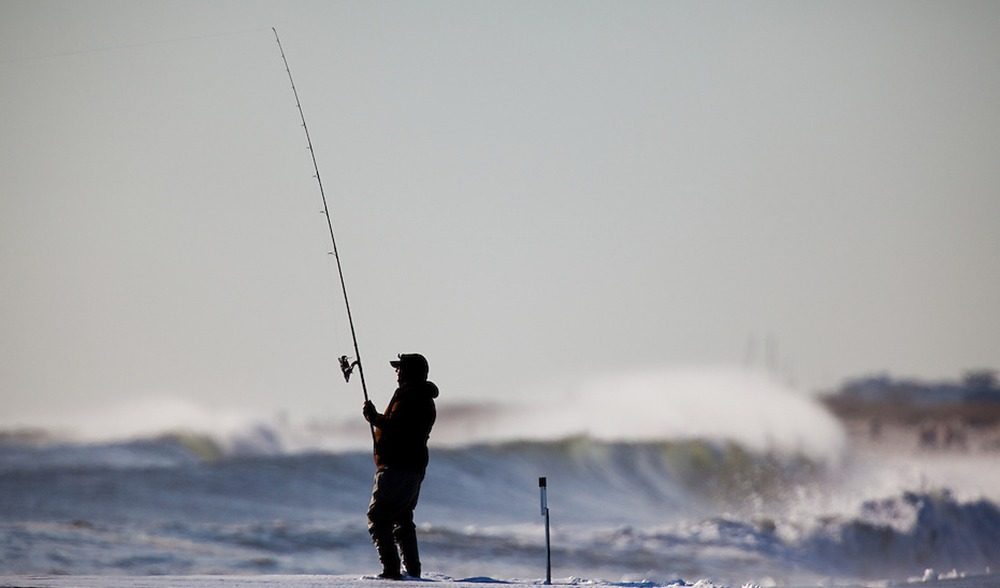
[[272, 28, 376, 448]]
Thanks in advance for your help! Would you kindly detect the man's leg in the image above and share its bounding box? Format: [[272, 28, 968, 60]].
[[367, 471, 402, 578], [394, 470, 424, 578], [393, 509, 420, 578]]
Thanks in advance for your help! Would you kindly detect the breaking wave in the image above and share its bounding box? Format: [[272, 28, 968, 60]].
[[793, 489, 1000, 578]]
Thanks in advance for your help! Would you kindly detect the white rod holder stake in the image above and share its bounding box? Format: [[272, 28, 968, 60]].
[[539, 477, 551, 585]]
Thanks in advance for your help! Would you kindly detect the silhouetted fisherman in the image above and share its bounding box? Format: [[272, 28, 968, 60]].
[[362, 353, 438, 579]]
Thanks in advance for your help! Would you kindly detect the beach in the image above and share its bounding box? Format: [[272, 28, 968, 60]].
[[2, 572, 1000, 588]]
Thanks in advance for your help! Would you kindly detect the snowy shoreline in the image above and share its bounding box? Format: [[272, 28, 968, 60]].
[[1, 573, 999, 588]]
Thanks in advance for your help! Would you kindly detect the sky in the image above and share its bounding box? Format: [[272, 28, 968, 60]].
[[1, 0, 998, 430]]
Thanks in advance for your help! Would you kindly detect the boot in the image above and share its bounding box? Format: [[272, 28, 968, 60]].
[[394, 522, 421, 578], [370, 525, 401, 579]]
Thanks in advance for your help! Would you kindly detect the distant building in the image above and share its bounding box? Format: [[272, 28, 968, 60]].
[[836, 369, 999, 406], [964, 369, 1000, 402]]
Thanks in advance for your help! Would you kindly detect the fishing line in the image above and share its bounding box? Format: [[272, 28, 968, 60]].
[[271, 27, 376, 448]]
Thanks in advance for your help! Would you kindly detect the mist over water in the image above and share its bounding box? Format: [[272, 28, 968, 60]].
[[3, 367, 844, 457], [441, 367, 847, 461]]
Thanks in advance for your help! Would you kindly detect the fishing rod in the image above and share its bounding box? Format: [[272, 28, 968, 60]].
[[272, 28, 376, 448]]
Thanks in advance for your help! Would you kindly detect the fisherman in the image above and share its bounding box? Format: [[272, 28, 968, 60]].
[[362, 353, 439, 579]]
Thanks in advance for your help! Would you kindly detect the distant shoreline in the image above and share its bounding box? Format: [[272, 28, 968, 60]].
[[822, 396, 1000, 453], [823, 397, 1000, 428]]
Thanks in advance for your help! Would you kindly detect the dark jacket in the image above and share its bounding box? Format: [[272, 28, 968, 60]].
[[370, 380, 438, 471]]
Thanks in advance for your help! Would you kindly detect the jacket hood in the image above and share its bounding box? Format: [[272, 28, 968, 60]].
[[403, 380, 439, 399]]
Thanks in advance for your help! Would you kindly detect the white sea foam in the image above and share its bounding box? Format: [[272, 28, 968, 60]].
[[433, 366, 846, 463]]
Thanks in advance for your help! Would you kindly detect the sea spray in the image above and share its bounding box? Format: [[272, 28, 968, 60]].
[[443, 367, 847, 464]]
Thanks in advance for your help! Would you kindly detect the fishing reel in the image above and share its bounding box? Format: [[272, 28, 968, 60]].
[[339, 355, 360, 382]]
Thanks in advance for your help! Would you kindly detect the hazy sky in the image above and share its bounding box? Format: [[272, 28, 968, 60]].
[[2, 1, 998, 426]]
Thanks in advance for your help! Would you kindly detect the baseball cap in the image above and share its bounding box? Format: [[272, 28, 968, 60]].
[[389, 353, 429, 375]]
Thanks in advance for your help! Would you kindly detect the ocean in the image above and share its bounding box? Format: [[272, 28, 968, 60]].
[[2, 370, 999, 587]]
